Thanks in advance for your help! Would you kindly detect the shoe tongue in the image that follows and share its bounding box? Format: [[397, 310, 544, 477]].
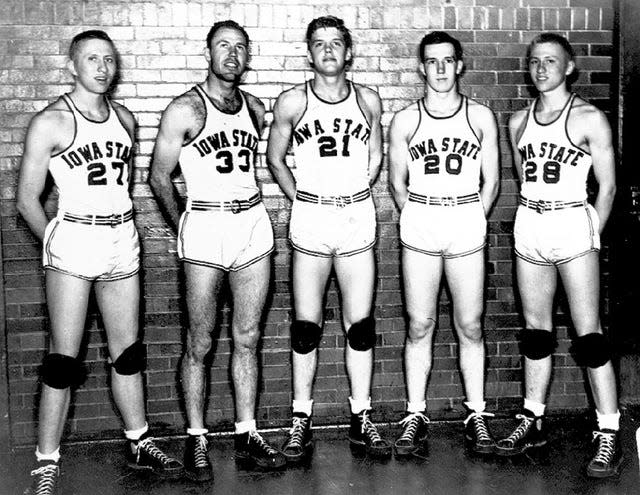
[[598, 428, 617, 435], [293, 412, 309, 419]]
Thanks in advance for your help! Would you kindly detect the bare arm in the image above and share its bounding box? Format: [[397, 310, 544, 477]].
[[16, 110, 66, 241], [359, 87, 383, 185], [113, 102, 137, 192], [266, 90, 300, 201], [387, 107, 413, 211], [473, 104, 500, 215], [585, 110, 616, 232], [508, 109, 528, 184], [149, 100, 192, 232]]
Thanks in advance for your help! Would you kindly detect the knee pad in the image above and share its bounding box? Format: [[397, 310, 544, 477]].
[[347, 316, 376, 351], [520, 329, 556, 360], [291, 320, 323, 354], [40, 353, 86, 389], [572, 333, 611, 368], [111, 340, 146, 375]]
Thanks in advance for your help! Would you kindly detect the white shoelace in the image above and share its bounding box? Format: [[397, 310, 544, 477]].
[[397, 412, 429, 443], [30, 463, 58, 495], [137, 437, 172, 465], [360, 410, 383, 444], [591, 430, 615, 465], [192, 435, 209, 468], [249, 431, 278, 455], [286, 416, 309, 449], [463, 411, 495, 441], [502, 414, 534, 446]]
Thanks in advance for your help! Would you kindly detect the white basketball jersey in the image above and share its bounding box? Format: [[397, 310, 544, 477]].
[[406, 97, 482, 197], [517, 94, 591, 202], [292, 81, 371, 196], [49, 95, 133, 214], [180, 85, 260, 201]]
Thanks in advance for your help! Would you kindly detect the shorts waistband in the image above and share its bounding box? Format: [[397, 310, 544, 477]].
[[61, 209, 133, 226], [519, 196, 586, 214], [295, 189, 371, 207], [187, 193, 261, 214], [408, 192, 480, 206]]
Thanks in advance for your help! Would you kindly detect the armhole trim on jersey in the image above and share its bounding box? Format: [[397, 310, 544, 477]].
[[407, 100, 423, 145], [564, 93, 591, 156], [242, 90, 262, 135], [182, 85, 207, 148], [465, 97, 483, 148], [110, 98, 134, 146], [353, 83, 372, 128], [51, 94, 77, 158], [515, 100, 534, 149], [291, 81, 310, 131]]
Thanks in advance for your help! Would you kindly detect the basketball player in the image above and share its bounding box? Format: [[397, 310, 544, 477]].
[[388, 31, 500, 458], [495, 33, 621, 478], [150, 21, 285, 481], [267, 16, 390, 462], [16, 30, 183, 495]]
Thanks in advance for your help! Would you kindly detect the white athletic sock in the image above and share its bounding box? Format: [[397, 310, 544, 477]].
[[349, 397, 371, 414], [36, 446, 60, 463], [124, 422, 149, 441], [292, 399, 313, 417], [464, 400, 486, 413], [406, 400, 426, 414], [235, 419, 256, 434], [523, 399, 546, 417], [596, 410, 620, 431], [187, 427, 208, 436]]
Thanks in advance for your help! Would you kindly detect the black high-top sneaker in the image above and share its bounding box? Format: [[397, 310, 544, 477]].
[[234, 430, 286, 470], [25, 460, 60, 495], [348, 409, 392, 459], [127, 432, 184, 478], [281, 413, 313, 463], [184, 434, 213, 482], [394, 411, 429, 458], [463, 411, 496, 455], [586, 429, 623, 478], [495, 409, 546, 456]]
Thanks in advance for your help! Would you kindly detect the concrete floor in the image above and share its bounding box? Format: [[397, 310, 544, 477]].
[[1, 411, 639, 495]]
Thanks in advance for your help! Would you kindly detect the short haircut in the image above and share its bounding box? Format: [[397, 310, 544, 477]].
[[305, 16, 352, 51], [68, 30, 114, 61], [206, 20, 250, 50], [528, 32, 574, 60], [418, 31, 463, 62]]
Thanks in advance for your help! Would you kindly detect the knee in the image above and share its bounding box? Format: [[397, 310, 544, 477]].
[[185, 330, 213, 362], [455, 317, 483, 345], [40, 353, 86, 389], [346, 316, 376, 351], [291, 320, 323, 354], [520, 328, 556, 360], [233, 321, 261, 351], [407, 316, 436, 343], [571, 332, 611, 368], [110, 340, 145, 376]]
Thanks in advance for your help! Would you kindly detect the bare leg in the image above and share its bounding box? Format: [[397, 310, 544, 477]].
[[444, 250, 486, 403], [558, 253, 618, 414], [38, 271, 91, 454], [516, 257, 557, 403], [228, 257, 270, 422], [95, 274, 145, 431], [401, 248, 442, 405], [181, 262, 225, 430], [291, 251, 333, 401], [334, 249, 376, 401]]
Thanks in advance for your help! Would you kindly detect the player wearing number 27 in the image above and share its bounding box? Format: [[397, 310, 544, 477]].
[[388, 31, 500, 458], [150, 20, 285, 482]]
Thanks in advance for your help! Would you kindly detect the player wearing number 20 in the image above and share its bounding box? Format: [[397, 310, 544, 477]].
[[150, 20, 285, 481]]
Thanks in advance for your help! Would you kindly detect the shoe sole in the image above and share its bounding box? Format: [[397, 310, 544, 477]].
[[127, 461, 185, 479], [586, 456, 624, 479], [235, 453, 287, 471], [283, 442, 314, 464], [494, 440, 547, 457], [349, 438, 392, 459], [465, 437, 496, 455], [184, 469, 214, 482]]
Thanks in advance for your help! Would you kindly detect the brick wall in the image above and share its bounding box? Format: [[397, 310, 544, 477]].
[[0, 0, 615, 446]]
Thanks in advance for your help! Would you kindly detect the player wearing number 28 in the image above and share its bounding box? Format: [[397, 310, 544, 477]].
[[150, 20, 284, 482], [388, 31, 500, 459]]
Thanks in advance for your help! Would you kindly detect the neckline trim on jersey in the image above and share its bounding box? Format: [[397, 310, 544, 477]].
[[65, 94, 111, 124], [421, 95, 464, 120], [195, 84, 245, 115], [531, 93, 574, 127], [308, 80, 352, 105]]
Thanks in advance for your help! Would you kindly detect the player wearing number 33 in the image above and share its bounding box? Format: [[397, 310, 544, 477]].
[[150, 20, 285, 482], [388, 31, 500, 458]]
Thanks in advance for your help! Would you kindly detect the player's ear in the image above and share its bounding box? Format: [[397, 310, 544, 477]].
[[345, 47, 352, 64], [203, 46, 211, 64], [565, 59, 575, 77], [456, 59, 464, 75], [66, 57, 77, 77]]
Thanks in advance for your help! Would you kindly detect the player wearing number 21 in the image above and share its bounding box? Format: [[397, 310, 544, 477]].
[[150, 20, 285, 481]]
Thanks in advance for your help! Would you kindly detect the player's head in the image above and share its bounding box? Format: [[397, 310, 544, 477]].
[[67, 30, 118, 93], [526, 32, 575, 92], [418, 31, 464, 93], [305, 16, 353, 72], [419, 31, 463, 63], [205, 20, 251, 82], [68, 30, 115, 62]]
